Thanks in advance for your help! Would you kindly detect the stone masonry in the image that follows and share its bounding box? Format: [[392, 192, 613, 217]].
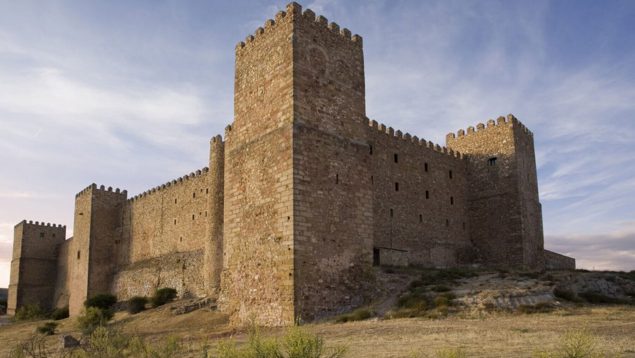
[[7, 2, 575, 325]]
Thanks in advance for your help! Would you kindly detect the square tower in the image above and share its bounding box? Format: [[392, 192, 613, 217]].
[[220, 2, 373, 326]]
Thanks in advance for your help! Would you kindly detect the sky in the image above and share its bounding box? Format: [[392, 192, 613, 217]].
[[1, 0, 634, 287]]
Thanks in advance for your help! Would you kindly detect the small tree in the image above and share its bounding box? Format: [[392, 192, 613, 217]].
[[127, 296, 148, 314]]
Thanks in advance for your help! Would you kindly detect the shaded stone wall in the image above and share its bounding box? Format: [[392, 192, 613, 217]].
[[291, 4, 374, 321], [53, 237, 72, 309], [219, 4, 295, 327], [544, 249, 576, 270], [7, 221, 66, 314], [204, 136, 225, 295], [446, 116, 543, 270], [368, 122, 470, 267]]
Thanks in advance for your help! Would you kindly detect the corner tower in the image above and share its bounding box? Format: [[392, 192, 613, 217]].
[[446, 115, 544, 270], [7, 221, 66, 315], [220, 2, 373, 325]]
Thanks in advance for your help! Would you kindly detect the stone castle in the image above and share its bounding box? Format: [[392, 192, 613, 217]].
[[8, 3, 575, 326]]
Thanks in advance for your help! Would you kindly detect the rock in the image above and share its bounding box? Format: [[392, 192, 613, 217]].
[[61, 335, 80, 349]]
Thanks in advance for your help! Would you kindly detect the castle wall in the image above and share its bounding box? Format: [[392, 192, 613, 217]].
[[113, 169, 211, 300], [367, 122, 470, 267], [544, 249, 575, 270], [219, 5, 296, 326], [53, 237, 72, 309], [7, 221, 66, 314], [291, 5, 374, 320]]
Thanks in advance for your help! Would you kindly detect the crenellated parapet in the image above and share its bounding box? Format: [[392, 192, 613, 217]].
[[367, 118, 464, 160], [18, 220, 66, 229], [75, 183, 127, 199], [235, 2, 362, 53], [128, 167, 210, 202], [446, 114, 533, 142]]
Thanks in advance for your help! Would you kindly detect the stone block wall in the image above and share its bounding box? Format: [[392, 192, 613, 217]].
[[368, 121, 470, 267], [7, 221, 66, 314], [544, 249, 576, 270]]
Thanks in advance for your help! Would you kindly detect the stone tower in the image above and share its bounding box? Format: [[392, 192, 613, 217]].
[[219, 2, 373, 326], [446, 115, 544, 270], [69, 184, 127, 315], [7, 221, 66, 315]]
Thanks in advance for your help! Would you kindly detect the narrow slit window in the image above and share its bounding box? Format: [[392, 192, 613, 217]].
[[206, 188, 209, 194], [390, 208, 394, 218], [488, 157, 497, 166], [424, 162, 429, 172], [174, 219, 177, 225], [369, 144, 373, 155], [193, 192, 196, 198], [395, 182, 399, 191], [446, 219, 450, 227], [425, 190, 430, 199], [336, 174, 339, 184], [450, 196, 454, 205], [449, 170, 453, 179], [370, 175, 374, 184], [394, 153, 399, 163], [175, 198, 177, 204], [192, 214, 195, 220], [419, 214, 423, 223], [77, 251, 81, 260]]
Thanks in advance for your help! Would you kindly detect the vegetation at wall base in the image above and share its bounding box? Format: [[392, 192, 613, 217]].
[[84, 293, 117, 310], [151, 288, 177, 308], [127, 296, 148, 314], [12, 304, 45, 321], [35, 321, 57, 336]]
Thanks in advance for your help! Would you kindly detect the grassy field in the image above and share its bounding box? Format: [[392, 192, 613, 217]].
[[1, 305, 634, 357]]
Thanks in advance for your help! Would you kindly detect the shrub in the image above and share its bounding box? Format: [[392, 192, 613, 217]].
[[35, 321, 58, 335], [13, 304, 45, 321], [127, 296, 148, 314], [335, 308, 373, 323], [84, 293, 117, 310], [77, 307, 113, 335], [50, 306, 69, 320], [151, 287, 178, 308], [217, 326, 346, 358], [534, 329, 603, 358]]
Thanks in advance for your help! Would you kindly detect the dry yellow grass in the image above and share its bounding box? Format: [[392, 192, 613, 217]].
[[1, 305, 634, 357]]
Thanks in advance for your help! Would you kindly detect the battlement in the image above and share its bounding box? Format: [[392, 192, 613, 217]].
[[446, 114, 533, 142], [235, 2, 362, 53], [210, 134, 223, 144], [367, 118, 464, 160], [17, 220, 66, 229], [75, 183, 128, 199], [128, 167, 209, 202]]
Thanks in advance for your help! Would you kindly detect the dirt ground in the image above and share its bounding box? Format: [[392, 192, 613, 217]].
[[1, 305, 633, 357]]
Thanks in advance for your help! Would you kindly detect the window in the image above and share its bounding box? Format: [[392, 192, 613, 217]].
[[395, 182, 399, 191], [336, 174, 339, 184], [488, 157, 497, 166], [193, 192, 196, 198], [369, 144, 373, 155], [373, 248, 380, 266], [205, 211, 208, 217], [424, 163, 429, 172], [446, 219, 450, 227], [450, 196, 454, 205], [77, 251, 81, 260], [394, 153, 399, 163], [206, 188, 209, 194], [180, 237, 183, 242], [390, 208, 394, 218], [192, 214, 195, 220], [425, 190, 429, 199], [175, 198, 177, 204], [449, 170, 453, 179], [419, 214, 423, 223], [370, 176, 374, 184], [40, 232, 44, 238], [174, 219, 177, 225]]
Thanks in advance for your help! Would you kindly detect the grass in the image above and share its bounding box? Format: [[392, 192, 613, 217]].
[[335, 308, 374, 323]]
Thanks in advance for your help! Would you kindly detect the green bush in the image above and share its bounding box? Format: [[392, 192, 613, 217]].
[[534, 329, 604, 358], [127, 296, 148, 314], [13, 304, 45, 321], [151, 287, 177, 308], [77, 307, 113, 335], [50, 306, 69, 320], [84, 293, 117, 310], [35, 321, 58, 336], [335, 308, 374, 323]]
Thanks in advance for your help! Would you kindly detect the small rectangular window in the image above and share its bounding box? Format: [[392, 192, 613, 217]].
[[77, 251, 81, 260], [336, 174, 339, 184], [419, 214, 423, 223], [446, 219, 450, 227], [395, 182, 399, 191], [449, 170, 453, 179], [450, 196, 454, 205], [424, 163, 429, 172], [394, 153, 398, 163], [193, 192, 196, 198], [206, 188, 209, 194], [390, 208, 394, 218], [192, 214, 195, 220], [488, 157, 497, 166], [369, 144, 373, 155], [174, 219, 177, 225], [370, 176, 374, 184], [174, 198, 177, 204], [425, 190, 429, 199]]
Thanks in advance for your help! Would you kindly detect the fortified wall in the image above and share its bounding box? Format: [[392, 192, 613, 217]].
[[7, 2, 575, 326]]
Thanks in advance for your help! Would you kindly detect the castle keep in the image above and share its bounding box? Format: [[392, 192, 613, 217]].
[[7, 3, 575, 326]]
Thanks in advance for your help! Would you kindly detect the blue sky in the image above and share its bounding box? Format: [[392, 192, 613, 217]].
[[1, 0, 634, 287]]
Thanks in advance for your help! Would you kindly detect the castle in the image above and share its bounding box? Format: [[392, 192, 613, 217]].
[[7, 2, 575, 326]]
